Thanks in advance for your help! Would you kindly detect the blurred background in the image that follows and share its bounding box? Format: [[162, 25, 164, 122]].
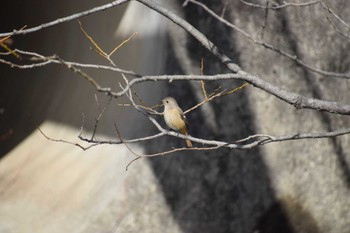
[[0, 1, 350, 233]]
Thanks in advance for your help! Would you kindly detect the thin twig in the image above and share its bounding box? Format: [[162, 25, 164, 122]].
[[184, 90, 224, 114], [109, 32, 137, 57], [37, 127, 97, 150], [114, 123, 144, 171], [200, 58, 208, 99], [90, 95, 112, 141], [239, 0, 320, 10]]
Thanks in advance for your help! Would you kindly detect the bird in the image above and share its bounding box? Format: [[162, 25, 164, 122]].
[[162, 97, 192, 148]]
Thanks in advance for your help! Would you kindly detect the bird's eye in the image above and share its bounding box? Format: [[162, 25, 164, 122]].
[[166, 100, 169, 103]]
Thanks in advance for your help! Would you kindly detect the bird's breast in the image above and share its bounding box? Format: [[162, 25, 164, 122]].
[[164, 108, 185, 130]]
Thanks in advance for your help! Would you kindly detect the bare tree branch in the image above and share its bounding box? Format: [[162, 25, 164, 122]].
[[320, 0, 350, 29], [37, 127, 98, 151], [239, 0, 320, 10], [38, 114, 350, 153], [0, 0, 129, 37], [185, 0, 350, 79], [2, 51, 350, 115], [0, 49, 139, 75]]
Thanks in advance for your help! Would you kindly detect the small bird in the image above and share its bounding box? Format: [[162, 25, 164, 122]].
[[162, 97, 193, 148]]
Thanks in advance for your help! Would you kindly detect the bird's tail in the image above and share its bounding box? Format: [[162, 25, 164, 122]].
[[181, 127, 193, 148]]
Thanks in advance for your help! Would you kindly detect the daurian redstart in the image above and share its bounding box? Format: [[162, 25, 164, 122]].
[[162, 97, 192, 148]]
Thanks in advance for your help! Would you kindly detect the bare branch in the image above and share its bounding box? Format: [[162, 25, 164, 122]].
[[90, 95, 112, 141], [126, 144, 226, 171], [124, 73, 350, 115], [321, 0, 350, 29], [114, 123, 143, 170], [185, 0, 350, 79], [109, 32, 137, 57], [2, 49, 350, 115], [325, 15, 350, 41], [243, 127, 350, 146], [125, 124, 350, 169], [78, 21, 137, 67], [0, 49, 139, 76], [184, 89, 225, 114], [239, 0, 320, 10], [0, 0, 129, 37], [37, 127, 97, 151]]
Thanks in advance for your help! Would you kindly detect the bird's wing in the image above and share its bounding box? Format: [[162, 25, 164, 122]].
[[180, 112, 189, 130]]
